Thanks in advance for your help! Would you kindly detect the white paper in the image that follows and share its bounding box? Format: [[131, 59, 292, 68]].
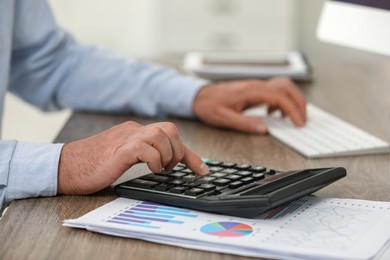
[[64, 196, 390, 260]]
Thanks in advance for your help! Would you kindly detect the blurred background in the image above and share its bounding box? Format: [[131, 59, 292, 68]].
[[3, 0, 388, 142]]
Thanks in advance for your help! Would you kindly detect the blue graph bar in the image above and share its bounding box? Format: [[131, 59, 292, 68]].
[[118, 213, 184, 224], [107, 220, 160, 229], [125, 208, 198, 218], [106, 201, 199, 229]]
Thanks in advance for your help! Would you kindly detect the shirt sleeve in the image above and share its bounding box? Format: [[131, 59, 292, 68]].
[[9, 0, 209, 118], [2, 0, 210, 213], [0, 140, 63, 213]]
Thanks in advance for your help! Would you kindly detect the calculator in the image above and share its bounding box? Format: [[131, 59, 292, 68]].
[[115, 160, 346, 218]]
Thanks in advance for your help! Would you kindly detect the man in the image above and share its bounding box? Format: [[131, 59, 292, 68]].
[[0, 0, 306, 213]]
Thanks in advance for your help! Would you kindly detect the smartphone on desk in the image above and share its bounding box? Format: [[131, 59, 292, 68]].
[[115, 159, 346, 218]]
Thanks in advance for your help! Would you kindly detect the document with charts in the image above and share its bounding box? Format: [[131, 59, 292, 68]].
[[63, 197, 390, 260]]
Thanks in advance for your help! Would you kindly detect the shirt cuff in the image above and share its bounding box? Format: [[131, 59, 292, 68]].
[[158, 75, 210, 118], [6, 141, 64, 202]]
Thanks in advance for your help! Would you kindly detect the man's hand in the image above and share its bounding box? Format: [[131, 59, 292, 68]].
[[57, 121, 209, 195], [193, 77, 307, 134]]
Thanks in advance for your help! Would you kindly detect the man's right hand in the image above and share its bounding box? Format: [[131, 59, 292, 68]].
[[57, 121, 209, 195]]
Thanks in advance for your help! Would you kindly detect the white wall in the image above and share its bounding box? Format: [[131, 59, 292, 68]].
[[2, 95, 70, 142]]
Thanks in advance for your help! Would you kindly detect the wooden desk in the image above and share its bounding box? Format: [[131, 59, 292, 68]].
[[1, 61, 390, 260]]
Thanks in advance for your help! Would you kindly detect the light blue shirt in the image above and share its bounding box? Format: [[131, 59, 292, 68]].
[[0, 0, 208, 212]]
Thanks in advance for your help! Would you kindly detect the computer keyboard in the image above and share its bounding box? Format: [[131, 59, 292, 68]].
[[246, 103, 390, 158], [115, 160, 346, 218]]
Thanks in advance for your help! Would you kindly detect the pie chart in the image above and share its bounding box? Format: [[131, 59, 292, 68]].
[[200, 222, 253, 237]]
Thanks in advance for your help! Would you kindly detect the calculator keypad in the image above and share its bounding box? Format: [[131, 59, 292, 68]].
[[123, 160, 272, 198]]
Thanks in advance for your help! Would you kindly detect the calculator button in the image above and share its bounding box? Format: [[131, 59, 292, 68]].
[[221, 162, 237, 168], [181, 168, 193, 174], [185, 188, 205, 196], [212, 178, 231, 186], [173, 165, 185, 171], [140, 173, 171, 183], [169, 179, 185, 185], [267, 169, 277, 175], [159, 170, 173, 175], [236, 171, 252, 177], [224, 174, 242, 181], [197, 176, 217, 184], [198, 183, 216, 191], [155, 183, 175, 191], [252, 173, 265, 180], [235, 164, 251, 170], [251, 166, 267, 173], [183, 182, 199, 188], [229, 181, 243, 189], [206, 160, 223, 166], [210, 172, 227, 178], [221, 168, 239, 175], [182, 174, 199, 182], [169, 186, 188, 194], [169, 172, 187, 178], [209, 166, 224, 172], [126, 179, 159, 189], [241, 177, 254, 185]]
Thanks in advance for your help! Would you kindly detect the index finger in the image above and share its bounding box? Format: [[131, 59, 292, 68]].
[[280, 80, 307, 121], [245, 82, 307, 126], [180, 145, 209, 175]]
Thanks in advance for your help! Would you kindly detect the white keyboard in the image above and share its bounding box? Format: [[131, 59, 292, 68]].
[[245, 104, 390, 158]]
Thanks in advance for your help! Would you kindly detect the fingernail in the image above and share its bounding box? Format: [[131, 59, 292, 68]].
[[199, 162, 209, 175]]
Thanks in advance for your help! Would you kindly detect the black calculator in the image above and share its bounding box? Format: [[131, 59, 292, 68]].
[[115, 160, 346, 218]]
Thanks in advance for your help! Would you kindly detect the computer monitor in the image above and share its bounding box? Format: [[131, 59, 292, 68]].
[[317, 0, 390, 56]]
